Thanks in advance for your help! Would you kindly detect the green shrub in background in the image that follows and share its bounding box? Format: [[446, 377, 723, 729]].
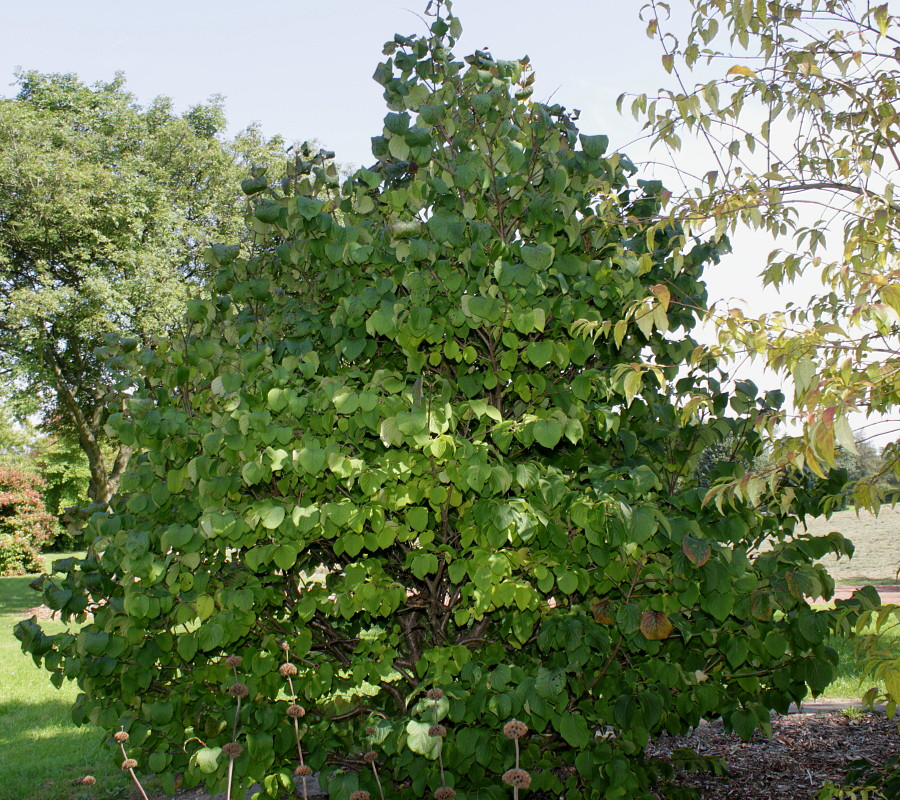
[[16, 4, 875, 798]]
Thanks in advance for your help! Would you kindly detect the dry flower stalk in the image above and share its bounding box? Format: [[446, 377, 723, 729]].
[[115, 728, 149, 800]]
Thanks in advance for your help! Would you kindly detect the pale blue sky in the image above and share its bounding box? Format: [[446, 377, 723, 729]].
[[1, 1, 663, 168]]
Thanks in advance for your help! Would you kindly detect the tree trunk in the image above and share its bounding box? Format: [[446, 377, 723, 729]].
[[43, 348, 129, 505]]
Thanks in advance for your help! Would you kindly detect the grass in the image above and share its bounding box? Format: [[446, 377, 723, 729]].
[[0, 554, 135, 800], [825, 621, 900, 700]]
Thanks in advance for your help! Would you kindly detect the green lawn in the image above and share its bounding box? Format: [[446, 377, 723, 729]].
[[0, 556, 135, 800]]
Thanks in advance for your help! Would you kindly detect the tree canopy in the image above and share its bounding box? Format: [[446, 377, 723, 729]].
[[17, 5, 873, 799], [0, 71, 289, 503]]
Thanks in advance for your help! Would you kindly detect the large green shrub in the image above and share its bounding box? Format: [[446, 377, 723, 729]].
[[17, 6, 872, 799]]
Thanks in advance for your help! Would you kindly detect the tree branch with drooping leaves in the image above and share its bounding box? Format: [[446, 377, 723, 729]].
[[630, 0, 900, 511]]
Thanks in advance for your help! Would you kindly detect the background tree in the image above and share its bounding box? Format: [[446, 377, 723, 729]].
[[630, 1, 900, 510], [0, 71, 290, 504], [18, 5, 872, 798]]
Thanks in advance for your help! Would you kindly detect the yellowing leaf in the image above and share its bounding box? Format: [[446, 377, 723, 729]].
[[650, 283, 671, 312], [623, 370, 642, 407], [727, 65, 758, 79], [834, 415, 859, 455], [635, 306, 654, 338], [640, 610, 673, 641]]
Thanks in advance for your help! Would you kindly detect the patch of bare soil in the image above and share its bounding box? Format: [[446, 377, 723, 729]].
[[648, 711, 900, 799], [19, 604, 58, 620]]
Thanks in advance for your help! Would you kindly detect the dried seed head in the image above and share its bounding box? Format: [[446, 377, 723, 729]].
[[228, 682, 249, 698], [78, 776, 97, 786], [222, 742, 243, 758], [503, 719, 528, 740], [225, 655, 242, 668], [428, 724, 447, 738], [121, 758, 138, 772], [426, 688, 443, 700], [287, 704, 306, 718], [365, 726, 376, 736], [502, 769, 532, 789], [434, 788, 456, 800], [363, 750, 378, 763], [280, 641, 290, 651], [295, 765, 313, 777], [279, 662, 298, 677], [113, 731, 129, 743], [349, 792, 371, 800]]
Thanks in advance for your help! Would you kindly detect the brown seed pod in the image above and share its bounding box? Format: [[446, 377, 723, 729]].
[[503, 719, 528, 740], [363, 750, 378, 763], [287, 704, 306, 718], [121, 758, 138, 771], [222, 742, 244, 758], [228, 682, 249, 698], [434, 788, 456, 800], [78, 776, 97, 786], [225, 655, 242, 668], [502, 769, 532, 789], [280, 641, 290, 651], [428, 724, 447, 738], [279, 662, 298, 677], [295, 765, 314, 777], [426, 688, 443, 700], [365, 726, 376, 736], [349, 792, 371, 800], [113, 731, 129, 743]]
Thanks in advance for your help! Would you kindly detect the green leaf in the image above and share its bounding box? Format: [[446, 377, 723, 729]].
[[194, 747, 222, 774], [526, 340, 554, 367], [258, 503, 286, 530], [579, 134, 609, 157], [297, 447, 327, 475], [406, 720, 441, 758], [533, 419, 563, 448], [535, 667, 566, 699], [558, 713, 589, 747], [198, 622, 224, 651], [630, 507, 657, 542], [396, 408, 427, 435], [730, 708, 757, 740], [295, 196, 324, 220], [407, 507, 429, 531], [520, 243, 555, 269]]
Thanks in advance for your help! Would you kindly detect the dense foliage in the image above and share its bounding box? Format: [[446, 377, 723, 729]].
[[0, 71, 289, 503], [17, 5, 873, 799], [0, 467, 59, 575]]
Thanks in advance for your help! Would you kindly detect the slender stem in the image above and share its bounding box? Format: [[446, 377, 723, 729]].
[[226, 756, 235, 800], [371, 762, 385, 800], [119, 743, 149, 800], [287, 662, 308, 800], [514, 739, 520, 800]]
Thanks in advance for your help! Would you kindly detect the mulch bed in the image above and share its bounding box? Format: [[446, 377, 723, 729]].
[[647, 710, 900, 799]]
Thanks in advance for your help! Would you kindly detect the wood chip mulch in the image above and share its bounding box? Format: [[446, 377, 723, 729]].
[[647, 710, 900, 799]]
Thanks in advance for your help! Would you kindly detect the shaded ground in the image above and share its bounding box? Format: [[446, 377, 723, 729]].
[[648, 710, 900, 800]]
